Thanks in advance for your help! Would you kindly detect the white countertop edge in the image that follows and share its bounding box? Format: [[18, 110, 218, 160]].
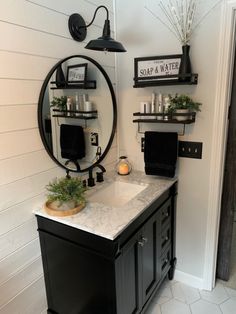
[[34, 171, 177, 240]]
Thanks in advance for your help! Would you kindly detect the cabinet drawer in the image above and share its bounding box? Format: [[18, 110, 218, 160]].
[[161, 225, 171, 255], [160, 198, 171, 230], [160, 246, 171, 277]]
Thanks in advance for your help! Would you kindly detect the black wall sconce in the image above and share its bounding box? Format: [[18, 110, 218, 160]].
[[68, 5, 126, 52]]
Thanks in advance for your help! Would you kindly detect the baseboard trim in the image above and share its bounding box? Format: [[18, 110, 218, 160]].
[[174, 270, 204, 290]]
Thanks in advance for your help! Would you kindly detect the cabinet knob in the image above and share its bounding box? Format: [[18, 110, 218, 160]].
[[141, 237, 148, 243], [162, 211, 169, 217]]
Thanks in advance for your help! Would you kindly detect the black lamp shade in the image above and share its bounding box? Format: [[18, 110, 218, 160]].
[[85, 19, 126, 52], [85, 36, 126, 52]]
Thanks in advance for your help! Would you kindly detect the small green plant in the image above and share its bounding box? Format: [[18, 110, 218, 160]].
[[50, 96, 67, 110], [168, 94, 202, 112], [46, 177, 86, 207]]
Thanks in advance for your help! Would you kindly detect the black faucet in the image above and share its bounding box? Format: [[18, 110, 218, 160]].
[[87, 164, 106, 187]]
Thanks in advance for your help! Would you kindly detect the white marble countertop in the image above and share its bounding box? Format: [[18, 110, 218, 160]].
[[34, 171, 177, 240]]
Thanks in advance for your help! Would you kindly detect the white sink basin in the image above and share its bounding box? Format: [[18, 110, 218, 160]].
[[88, 181, 147, 207]]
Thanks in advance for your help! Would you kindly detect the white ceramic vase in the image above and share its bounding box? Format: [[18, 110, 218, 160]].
[[174, 109, 190, 121]]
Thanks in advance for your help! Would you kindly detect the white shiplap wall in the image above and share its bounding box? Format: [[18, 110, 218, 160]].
[[0, 0, 117, 313]]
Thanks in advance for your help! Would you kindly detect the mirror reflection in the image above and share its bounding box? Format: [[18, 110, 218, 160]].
[[39, 55, 115, 172]]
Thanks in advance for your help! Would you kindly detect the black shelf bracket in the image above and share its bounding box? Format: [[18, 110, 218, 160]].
[[50, 80, 97, 90], [133, 74, 198, 88], [133, 112, 196, 136], [52, 109, 97, 128]]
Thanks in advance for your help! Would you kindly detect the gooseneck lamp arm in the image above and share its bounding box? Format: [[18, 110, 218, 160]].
[[86, 5, 109, 29], [68, 5, 126, 52], [79, 6, 111, 39]]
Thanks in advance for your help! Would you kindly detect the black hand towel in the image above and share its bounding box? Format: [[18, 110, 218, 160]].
[[144, 132, 178, 178], [60, 124, 85, 160]]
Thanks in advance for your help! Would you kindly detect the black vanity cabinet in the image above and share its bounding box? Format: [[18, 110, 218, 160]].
[[36, 182, 177, 314], [117, 197, 174, 314]]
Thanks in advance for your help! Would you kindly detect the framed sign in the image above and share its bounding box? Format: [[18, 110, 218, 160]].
[[66, 63, 88, 84], [134, 55, 181, 81]]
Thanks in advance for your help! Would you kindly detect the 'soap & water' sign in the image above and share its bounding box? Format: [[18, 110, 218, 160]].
[[134, 54, 181, 81]]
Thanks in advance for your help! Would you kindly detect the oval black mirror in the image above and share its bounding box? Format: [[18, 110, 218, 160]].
[[38, 55, 117, 173]]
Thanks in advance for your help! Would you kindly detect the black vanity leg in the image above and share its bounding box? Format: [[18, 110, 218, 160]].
[[168, 257, 177, 280]]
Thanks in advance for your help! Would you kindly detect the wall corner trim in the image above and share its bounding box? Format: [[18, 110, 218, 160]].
[[203, 0, 236, 291]]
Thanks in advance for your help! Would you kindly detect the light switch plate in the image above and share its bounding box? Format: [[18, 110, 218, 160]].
[[178, 141, 203, 159], [90, 132, 98, 146]]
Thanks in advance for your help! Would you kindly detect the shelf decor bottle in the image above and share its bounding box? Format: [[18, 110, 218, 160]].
[[116, 156, 132, 175], [179, 45, 192, 82], [157, 93, 163, 120], [66, 96, 74, 117], [55, 64, 66, 88], [75, 93, 80, 116], [163, 97, 170, 121]]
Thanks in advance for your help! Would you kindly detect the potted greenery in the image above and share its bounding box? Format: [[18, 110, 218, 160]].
[[168, 94, 202, 121], [44, 176, 86, 217], [50, 96, 67, 111]]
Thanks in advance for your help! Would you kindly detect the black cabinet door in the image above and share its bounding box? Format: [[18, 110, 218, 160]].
[[118, 199, 172, 313], [39, 230, 117, 314], [141, 211, 161, 305], [118, 230, 143, 314]]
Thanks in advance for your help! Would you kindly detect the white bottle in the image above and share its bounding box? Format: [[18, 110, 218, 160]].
[[150, 92, 156, 120], [157, 93, 163, 120], [84, 101, 93, 117], [83, 94, 88, 103], [66, 96, 74, 117], [75, 93, 80, 116], [164, 96, 170, 121], [140, 101, 151, 119]]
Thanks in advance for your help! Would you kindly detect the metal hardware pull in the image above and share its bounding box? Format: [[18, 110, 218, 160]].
[[138, 240, 145, 247], [138, 236, 148, 247], [162, 258, 169, 265]]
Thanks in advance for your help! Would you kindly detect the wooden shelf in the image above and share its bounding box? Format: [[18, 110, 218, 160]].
[[50, 80, 96, 90], [133, 74, 198, 88]]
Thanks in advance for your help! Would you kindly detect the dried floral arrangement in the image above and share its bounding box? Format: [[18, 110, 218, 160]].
[[145, 0, 221, 46], [159, 0, 197, 45]]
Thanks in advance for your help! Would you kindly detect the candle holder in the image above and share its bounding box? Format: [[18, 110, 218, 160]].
[[116, 156, 132, 175]]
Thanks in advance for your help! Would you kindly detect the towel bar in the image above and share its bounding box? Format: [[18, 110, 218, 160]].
[[136, 121, 186, 136], [55, 116, 88, 128]]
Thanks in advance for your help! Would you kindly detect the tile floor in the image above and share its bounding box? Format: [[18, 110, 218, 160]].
[[145, 280, 236, 314]]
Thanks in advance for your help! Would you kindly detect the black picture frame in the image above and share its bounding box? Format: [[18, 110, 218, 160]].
[[66, 63, 88, 84], [134, 54, 182, 82]]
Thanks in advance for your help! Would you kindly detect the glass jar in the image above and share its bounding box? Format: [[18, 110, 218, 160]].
[[116, 156, 132, 175]]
